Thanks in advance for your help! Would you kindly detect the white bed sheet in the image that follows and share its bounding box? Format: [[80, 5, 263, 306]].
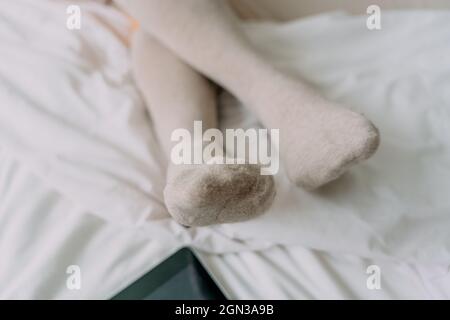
[[1, 0, 450, 299], [1, 150, 449, 299], [199, 247, 450, 300]]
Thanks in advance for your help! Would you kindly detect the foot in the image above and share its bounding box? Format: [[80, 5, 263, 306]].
[[282, 101, 380, 189], [248, 78, 380, 190], [164, 161, 275, 226]]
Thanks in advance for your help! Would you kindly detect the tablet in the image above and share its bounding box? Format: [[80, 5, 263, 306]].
[[111, 248, 227, 300]]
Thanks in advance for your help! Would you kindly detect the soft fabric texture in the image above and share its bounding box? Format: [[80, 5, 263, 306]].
[[131, 30, 218, 158], [116, 0, 380, 190], [3, 147, 449, 299], [165, 162, 276, 226], [131, 29, 275, 226], [1, 0, 450, 263]]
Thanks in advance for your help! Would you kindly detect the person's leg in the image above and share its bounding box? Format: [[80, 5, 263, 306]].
[[117, 0, 380, 190], [131, 30, 275, 226]]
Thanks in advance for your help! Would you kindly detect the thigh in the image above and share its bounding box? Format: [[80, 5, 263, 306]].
[[229, 0, 450, 21], [227, 0, 274, 21]]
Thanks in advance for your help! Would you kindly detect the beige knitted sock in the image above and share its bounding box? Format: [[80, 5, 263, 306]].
[[118, 0, 380, 189], [131, 30, 275, 226]]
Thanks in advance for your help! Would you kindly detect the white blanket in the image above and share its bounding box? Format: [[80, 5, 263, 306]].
[[1, 0, 450, 263]]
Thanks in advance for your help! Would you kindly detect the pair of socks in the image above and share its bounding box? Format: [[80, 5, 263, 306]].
[[117, 0, 380, 226]]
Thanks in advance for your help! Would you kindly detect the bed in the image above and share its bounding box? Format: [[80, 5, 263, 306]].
[[0, 0, 449, 299]]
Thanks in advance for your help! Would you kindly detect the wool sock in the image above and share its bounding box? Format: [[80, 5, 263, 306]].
[[131, 30, 275, 226], [117, 0, 380, 189]]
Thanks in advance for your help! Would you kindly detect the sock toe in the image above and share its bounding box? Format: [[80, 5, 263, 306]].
[[285, 112, 380, 190], [164, 163, 276, 226]]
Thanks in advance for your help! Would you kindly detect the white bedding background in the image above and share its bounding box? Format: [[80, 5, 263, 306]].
[[2, 148, 450, 299], [0, 0, 450, 298]]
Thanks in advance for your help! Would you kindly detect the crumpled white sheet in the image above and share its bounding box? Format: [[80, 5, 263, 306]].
[[3, 148, 450, 299], [1, 0, 450, 263]]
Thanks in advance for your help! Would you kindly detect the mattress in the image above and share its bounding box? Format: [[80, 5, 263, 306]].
[[0, 0, 449, 299]]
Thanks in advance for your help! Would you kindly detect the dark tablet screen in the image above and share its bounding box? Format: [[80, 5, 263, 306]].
[[111, 248, 227, 300]]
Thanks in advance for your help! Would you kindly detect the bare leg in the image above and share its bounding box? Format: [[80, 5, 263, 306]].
[[118, 0, 380, 189], [131, 30, 275, 226]]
